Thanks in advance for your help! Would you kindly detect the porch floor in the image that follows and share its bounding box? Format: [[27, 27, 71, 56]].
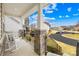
[[5, 37, 38, 56]]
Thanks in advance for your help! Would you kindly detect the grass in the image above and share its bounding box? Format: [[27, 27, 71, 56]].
[[22, 34, 32, 41], [47, 38, 63, 55], [47, 36, 76, 55], [62, 34, 79, 40], [48, 31, 77, 55], [59, 33, 79, 55], [47, 30, 58, 35], [55, 40, 76, 56]]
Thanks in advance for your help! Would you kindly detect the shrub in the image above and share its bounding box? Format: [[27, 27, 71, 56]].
[[47, 38, 63, 55]]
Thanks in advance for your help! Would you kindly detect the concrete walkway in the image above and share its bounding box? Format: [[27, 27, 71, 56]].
[[5, 37, 38, 56]]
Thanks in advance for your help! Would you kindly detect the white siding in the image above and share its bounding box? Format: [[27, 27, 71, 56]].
[[4, 16, 23, 37], [40, 22, 50, 33], [4, 16, 23, 32]]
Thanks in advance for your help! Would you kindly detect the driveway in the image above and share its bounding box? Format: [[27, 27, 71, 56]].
[[49, 32, 79, 46]]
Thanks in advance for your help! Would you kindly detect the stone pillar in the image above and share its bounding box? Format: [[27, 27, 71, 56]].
[[37, 3, 47, 56]]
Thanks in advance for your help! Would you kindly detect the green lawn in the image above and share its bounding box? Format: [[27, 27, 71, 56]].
[[55, 40, 76, 56], [47, 38, 63, 55], [63, 34, 79, 40]]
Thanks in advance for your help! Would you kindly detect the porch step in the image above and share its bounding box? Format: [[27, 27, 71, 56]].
[[63, 53, 70, 56], [47, 52, 71, 56], [47, 52, 60, 56]]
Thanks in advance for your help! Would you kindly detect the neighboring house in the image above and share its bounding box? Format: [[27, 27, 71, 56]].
[[42, 21, 51, 33], [59, 24, 79, 31], [59, 26, 65, 30], [30, 21, 51, 33], [74, 24, 79, 31], [59, 26, 68, 31], [59, 26, 74, 31]]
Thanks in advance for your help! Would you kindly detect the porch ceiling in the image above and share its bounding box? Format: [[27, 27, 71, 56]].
[[2, 3, 37, 17]]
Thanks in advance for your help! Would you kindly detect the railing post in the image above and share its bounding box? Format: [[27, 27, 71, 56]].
[[0, 34, 6, 56], [0, 3, 5, 39], [76, 41, 79, 56]]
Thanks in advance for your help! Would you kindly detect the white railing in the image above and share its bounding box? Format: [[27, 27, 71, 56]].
[[0, 33, 16, 56], [0, 33, 6, 55]]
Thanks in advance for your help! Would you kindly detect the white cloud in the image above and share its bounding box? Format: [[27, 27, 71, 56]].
[[78, 8, 79, 11], [44, 7, 54, 13], [29, 17, 32, 20], [44, 6, 51, 13], [30, 21, 37, 25], [65, 15, 69, 18], [73, 13, 79, 16], [31, 14, 38, 20], [67, 7, 72, 12], [42, 13, 45, 17], [59, 15, 69, 18], [44, 5, 50, 10], [46, 10, 54, 13], [44, 17, 56, 20], [59, 15, 63, 18], [44, 3, 58, 13], [55, 8, 58, 11], [32, 14, 37, 19], [52, 3, 58, 11], [52, 3, 57, 9]]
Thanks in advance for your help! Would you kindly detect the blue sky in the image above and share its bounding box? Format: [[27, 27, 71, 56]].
[[29, 3, 79, 27]]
